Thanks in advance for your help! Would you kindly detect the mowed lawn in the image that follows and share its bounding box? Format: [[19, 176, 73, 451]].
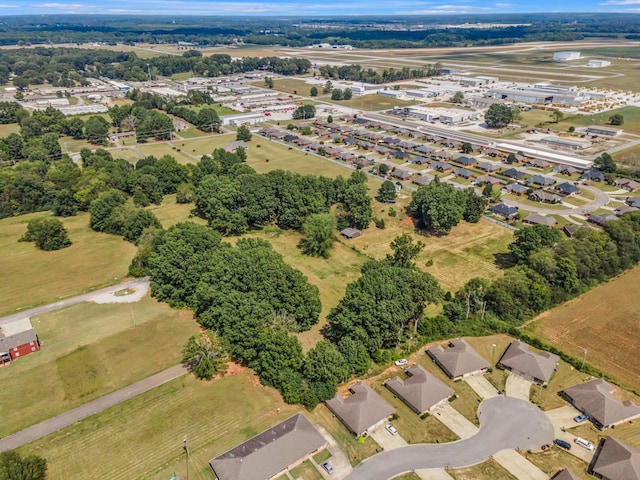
[[0, 211, 136, 315], [0, 296, 199, 438], [20, 371, 301, 480], [526, 264, 640, 391]]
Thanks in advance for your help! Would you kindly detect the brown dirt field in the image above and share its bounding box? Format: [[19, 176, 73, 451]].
[[526, 265, 640, 391]]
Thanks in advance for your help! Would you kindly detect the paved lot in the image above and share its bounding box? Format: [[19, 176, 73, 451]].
[[369, 423, 408, 451], [344, 396, 554, 480], [505, 373, 533, 401], [465, 375, 500, 399], [544, 406, 596, 463], [433, 403, 478, 439], [314, 424, 353, 480], [493, 449, 548, 480], [415, 468, 454, 480]]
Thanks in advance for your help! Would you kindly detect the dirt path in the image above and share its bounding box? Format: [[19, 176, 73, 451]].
[[0, 364, 186, 452]]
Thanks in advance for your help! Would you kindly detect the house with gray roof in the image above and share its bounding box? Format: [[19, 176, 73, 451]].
[[325, 381, 395, 436], [427, 339, 490, 380], [209, 414, 325, 480], [524, 213, 557, 227], [562, 379, 640, 429], [385, 365, 454, 415], [497, 340, 559, 385], [590, 437, 640, 480], [551, 469, 583, 480]]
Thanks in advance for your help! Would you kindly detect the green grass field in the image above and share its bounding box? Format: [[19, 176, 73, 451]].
[[0, 296, 199, 438], [0, 211, 136, 316]]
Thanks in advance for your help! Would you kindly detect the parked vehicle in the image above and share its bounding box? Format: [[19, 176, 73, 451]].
[[575, 437, 595, 451], [385, 424, 398, 436], [321, 462, 333, 474], [554, 439, 572, 450], [574, 414, 588, 423]]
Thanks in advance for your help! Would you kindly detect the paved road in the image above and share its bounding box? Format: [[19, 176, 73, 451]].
[[0, 364, 186, 452], [0, 278, 149, 326], [344, 396, 554, 480]]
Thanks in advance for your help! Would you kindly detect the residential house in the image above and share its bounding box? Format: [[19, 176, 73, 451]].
[[524, 213, 557, 227], [502, 168, 527, 180], [453, 168, 475, 179], [589, 437, 640, 480], [497, 340, 559, 385], [526, 175, 556, 187], [455, 156, 477, 167], [504, 183, 529, 195], [581, 170, 606, 182], [588, 214, 619, 227], [530, 190, 562, 204], [427, 339, 490, 380], [209, 414, 326, 480], [555, 182, 580, 196], [562, 379, 640, 429], [385, 365, 454, 415], [490, 203, 519, 219], [0, 318, 40, 364], [325, 381, 395, 437]]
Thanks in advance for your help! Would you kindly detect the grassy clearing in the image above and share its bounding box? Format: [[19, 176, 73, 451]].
[[525, 265, 640, 392], [529, 360, 587, 411], [290, 460, 323, 480], [449, 458, 517, 480], [21, 371, 302, 480], [524, 449, 589, 479], [0, 211, 136, 316], [244, 228, 367, 351], [1, 297, 198, 438]]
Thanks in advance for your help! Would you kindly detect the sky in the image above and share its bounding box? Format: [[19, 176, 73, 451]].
[[2, 0, 640, 16]]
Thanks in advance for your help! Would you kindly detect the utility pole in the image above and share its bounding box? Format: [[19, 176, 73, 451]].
[[183, 435, 189, 480]]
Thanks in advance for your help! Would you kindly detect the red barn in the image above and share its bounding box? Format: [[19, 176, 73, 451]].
[[0, 318, 40, 364]]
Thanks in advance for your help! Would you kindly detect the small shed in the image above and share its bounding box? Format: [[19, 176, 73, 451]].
[[340, 228, 362, 239]]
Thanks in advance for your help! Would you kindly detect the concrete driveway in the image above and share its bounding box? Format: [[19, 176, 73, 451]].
[[344, 396, 554, 480], [493, 449, 548, 480], [433, 403, 478, 439], [506, 373, 533, 401], [544, 406, 596, 463], [314, 424, 353, 479], [465, 375, 500, 399], [369, 423, 408, 451]]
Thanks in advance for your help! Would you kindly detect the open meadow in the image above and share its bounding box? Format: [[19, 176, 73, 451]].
[[525, 264, 640, 392], [0, 211, 136, 315], [0, 296, 199, 438]]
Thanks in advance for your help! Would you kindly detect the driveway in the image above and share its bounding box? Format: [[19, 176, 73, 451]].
[[369, 423, 408, 451], [344, 396, 554, 480], [313, 424, 353, 480], [493, 449, 548, 480], [465, 375, 500, 399], [433, 403, 478, 439], [505, 373, 533, 401], [544, 406, 596, 463]]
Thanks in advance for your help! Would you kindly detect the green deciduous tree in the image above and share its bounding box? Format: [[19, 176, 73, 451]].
[[299, 212, 337, 258], [20, 217, 71, 251], [182, 331, 228, 380]]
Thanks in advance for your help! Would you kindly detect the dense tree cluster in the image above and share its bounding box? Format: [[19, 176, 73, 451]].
[[190, 151, 371, 235], [409, 179, 488, 234]]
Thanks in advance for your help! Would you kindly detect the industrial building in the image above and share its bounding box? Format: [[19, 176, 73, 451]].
[[553, 51, 581, 61]]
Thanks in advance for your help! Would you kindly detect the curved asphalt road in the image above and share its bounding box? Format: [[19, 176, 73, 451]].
[[345, 396, 554, 480]]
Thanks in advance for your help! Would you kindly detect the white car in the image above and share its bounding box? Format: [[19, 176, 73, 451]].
[[394, 359, 408, 367], [385, 424, 398, 436]]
